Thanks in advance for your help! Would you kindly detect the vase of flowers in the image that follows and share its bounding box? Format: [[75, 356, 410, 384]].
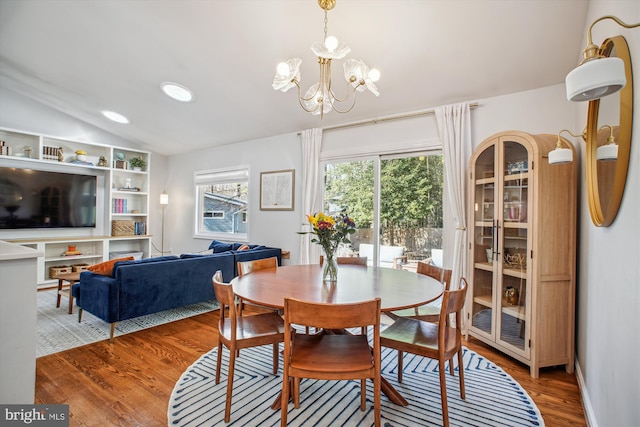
[[300, 212, 356, 282]]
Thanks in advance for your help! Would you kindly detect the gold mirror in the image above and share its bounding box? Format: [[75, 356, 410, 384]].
[[586, 35, 633, 227]]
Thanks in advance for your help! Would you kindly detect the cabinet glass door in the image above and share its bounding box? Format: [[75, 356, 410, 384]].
[[470, 144, 496, 339], [498, 140, 529, 353]]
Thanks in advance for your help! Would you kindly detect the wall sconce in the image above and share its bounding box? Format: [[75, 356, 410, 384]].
[[548, 129, 585, 165], [548, 126, 617, 165], [595, 124, 617, 161], [565, 15, 639, 102], [160, 192, 169, 255]]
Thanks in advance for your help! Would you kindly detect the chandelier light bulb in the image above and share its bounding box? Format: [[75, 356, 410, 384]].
[[324, 35, 338, 52], [277, 62, 291, 77], [368, 68, 381, 82]]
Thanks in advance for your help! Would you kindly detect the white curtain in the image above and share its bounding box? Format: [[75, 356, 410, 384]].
[[299, 128, 323, 264], [435, 102, 472, 290]]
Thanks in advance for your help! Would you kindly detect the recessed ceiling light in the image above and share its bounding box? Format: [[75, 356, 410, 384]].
[[161, 82, 194, 102], [101, 110, 130, 124]]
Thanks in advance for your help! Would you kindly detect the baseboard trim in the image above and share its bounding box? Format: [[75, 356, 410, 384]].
[[575, 357, 597, 427]]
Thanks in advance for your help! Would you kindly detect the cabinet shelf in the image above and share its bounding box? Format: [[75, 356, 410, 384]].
[[111, 213, 148, 217], [474, 294, 492, 308], [502, 302, 526, 320], [474, 262, 494, 272], [504, 171, 529, 181], [474, 295, 525, 320], [475, 177, 495, 185], [46, 254, 103, 262]]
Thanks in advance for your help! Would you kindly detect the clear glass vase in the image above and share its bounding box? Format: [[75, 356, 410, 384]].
[[323, 253, 338, 283]]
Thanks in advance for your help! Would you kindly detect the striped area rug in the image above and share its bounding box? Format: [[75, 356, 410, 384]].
[[168, 334, 544, 426]]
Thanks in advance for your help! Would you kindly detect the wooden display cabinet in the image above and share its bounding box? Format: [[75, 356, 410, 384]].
[[466, 130, 577, 378]]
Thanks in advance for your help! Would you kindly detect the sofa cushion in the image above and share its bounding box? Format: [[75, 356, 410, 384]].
[[208, 240, 233, 253], [88, 256, 135, 277]]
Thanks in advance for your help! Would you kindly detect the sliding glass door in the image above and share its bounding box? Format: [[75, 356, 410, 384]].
[[323, 152, 443, 269]]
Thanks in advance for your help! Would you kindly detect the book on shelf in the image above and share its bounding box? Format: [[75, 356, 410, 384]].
[[134, 222, 146, 235], [112, 198, 128, 213]]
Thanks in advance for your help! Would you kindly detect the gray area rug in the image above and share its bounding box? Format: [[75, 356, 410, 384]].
[[168, 330, 544, 427], [37, 289, 218, 357]]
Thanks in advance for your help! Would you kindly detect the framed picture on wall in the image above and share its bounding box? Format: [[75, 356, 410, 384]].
[[260, 169, 295, 211]]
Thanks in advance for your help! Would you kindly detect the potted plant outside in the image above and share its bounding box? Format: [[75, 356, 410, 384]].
[[129, 156, 146, 171]]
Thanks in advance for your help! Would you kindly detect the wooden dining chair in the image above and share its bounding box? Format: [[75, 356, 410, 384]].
[[319, 255, 367, 266], [385, 261, 452, 322], [338, 256, 367, 266], [281, 297, 381, 427], [212, 270, 287, 423], [237, 256, 279, 315], [319, 255, 369, 334], [237, 256, 278, 276], [380, 277, 468, 427]]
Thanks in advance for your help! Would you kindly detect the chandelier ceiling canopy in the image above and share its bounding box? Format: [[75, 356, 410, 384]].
[[272, 0, 380, 118]]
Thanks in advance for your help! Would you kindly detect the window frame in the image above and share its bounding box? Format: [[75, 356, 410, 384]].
[[194, 165, 249, 241]]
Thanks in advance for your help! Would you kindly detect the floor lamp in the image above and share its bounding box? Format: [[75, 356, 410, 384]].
[[160, 192, 169, 255]]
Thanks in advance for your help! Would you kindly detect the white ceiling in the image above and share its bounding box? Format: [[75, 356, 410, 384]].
[[0, 0, 589, 156]]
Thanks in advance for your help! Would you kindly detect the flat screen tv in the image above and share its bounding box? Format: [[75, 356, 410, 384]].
[[0, 167, 97, 229]]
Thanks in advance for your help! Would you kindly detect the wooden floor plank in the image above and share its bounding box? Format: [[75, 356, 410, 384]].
[[36, 309, 586, 426]]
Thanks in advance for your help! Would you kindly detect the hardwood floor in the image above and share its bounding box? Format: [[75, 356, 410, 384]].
[[35, 309, 586, 426]]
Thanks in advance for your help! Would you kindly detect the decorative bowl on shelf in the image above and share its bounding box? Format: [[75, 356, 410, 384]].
[[504, 286, 519, 305]]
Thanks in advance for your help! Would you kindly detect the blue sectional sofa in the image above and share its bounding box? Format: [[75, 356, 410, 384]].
[[72, 245, 281, 340]]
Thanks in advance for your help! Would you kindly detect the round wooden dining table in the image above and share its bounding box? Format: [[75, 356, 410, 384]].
[[231, 263, 444, 407]]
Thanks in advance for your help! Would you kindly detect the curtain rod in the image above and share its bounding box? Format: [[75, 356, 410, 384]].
[[297, 102, 479, 135]]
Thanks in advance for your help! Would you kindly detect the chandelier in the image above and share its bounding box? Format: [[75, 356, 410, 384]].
[[272, 0, 380, 119]]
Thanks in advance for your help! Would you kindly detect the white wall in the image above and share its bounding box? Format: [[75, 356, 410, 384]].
[[572, 2, 640, 427]]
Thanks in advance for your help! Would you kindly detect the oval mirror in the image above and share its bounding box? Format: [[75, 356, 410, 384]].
[[585, 35, 633, 227]]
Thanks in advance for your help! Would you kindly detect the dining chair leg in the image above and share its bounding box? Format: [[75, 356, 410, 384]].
[[449, 357, 454, 375], [397, 350, 404, 383], [438, 361, 450, 427], [293, 377, 301, 408], [272, 343, 278, 374], [280, 375, 289, 427], [457, 350, 466, 399], [215, 342, 223, 384], [374, 374, 381, 427], [360, 379, 366, 410], [224, 346, 237, 423]]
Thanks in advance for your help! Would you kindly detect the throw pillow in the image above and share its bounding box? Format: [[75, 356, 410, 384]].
[[237, 244, 250, 251], [208, 240, 233, 253], [88, 256, 135, 276]]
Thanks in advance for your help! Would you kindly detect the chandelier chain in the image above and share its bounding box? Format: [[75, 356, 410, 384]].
[[324, 10, 328, 41]]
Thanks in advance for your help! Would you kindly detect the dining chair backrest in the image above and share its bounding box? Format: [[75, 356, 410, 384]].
[[337, 256, 367, 266], [212, 271, 237, 330], [438, 277, 468, 331], [285, 297, 380, 331], [237, 256, 278, 277], [416, 261, 452, 290], [319, 255, 367, 266]]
